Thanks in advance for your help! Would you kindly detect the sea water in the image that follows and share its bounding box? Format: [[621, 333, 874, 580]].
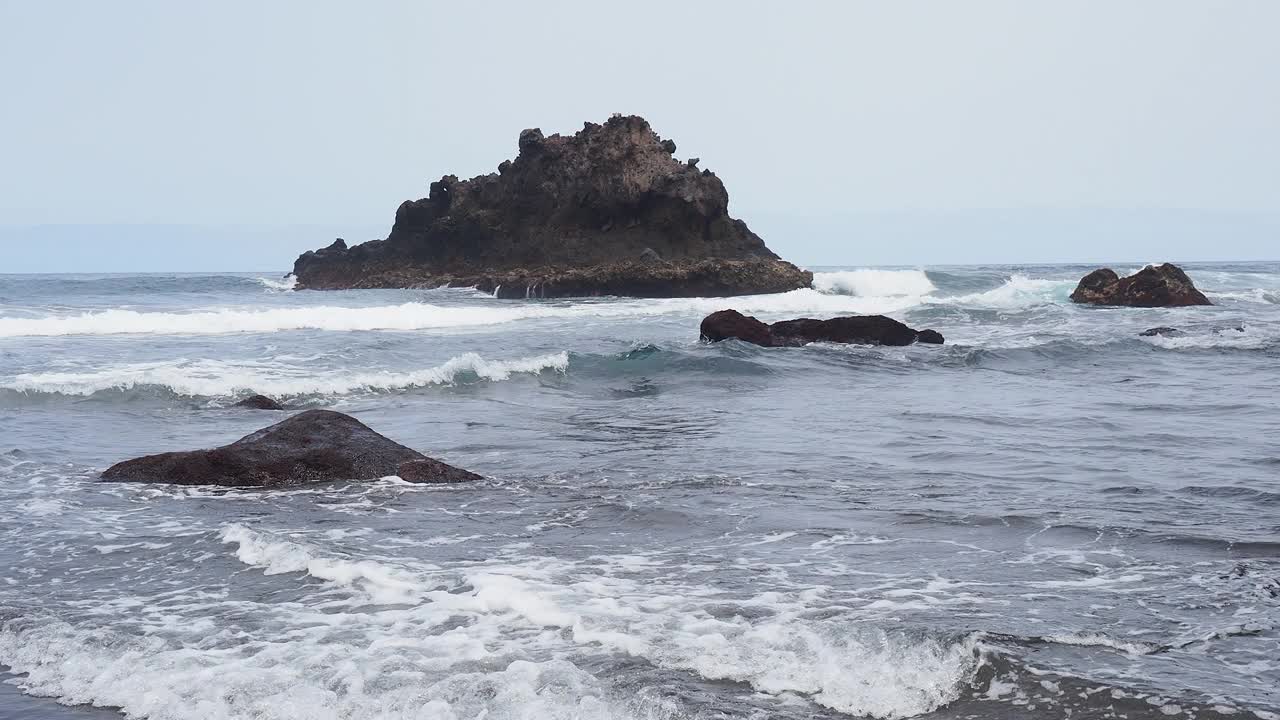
[[0, 263, 1277, 719]]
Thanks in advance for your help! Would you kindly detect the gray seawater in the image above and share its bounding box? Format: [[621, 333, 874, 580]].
[[1, 263, 1278, 720]]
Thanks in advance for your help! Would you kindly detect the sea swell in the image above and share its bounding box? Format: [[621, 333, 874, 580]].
[[2, 351, 569, 400], [812, 269, 938, 297], [4, 328, 1276, 408], [1, 268, 1274, 341], [0, 292, 925, 337]]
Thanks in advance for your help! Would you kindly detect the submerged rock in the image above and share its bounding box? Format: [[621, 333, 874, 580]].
[[1139, 327, 1184, 337], [1070, 264, 1211, 307], [293, 115, 812, 298], [232, 394, 286, 410], [700, 309, 944, 347], [101, 410, 480, 487]]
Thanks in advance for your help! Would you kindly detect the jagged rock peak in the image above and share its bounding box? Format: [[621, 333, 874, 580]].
[[292, 115, 812, 298]]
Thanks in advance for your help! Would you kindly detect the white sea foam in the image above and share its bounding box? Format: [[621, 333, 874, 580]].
[[255, 275, 298, 291], [0, 273, 1121, 340], [928, 275, 1076, 310], [0, 290, 927, 338], [1141, 330, 1271, 351], [813, 269, 937, 297], [4, 351, 568, 397], [0, 526, 981, 720], [1042, 632, 1161, 656], [221, 523, 421, 604]]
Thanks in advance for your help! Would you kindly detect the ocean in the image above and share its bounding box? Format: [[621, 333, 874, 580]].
[[0, 263, 1277, 719]]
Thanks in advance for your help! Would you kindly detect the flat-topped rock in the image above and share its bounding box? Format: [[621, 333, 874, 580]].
[[1070, 264, 1211, 307], [293, 115, 812, 298], [101, 410, 480, 487], [700, 309, 944, 347]]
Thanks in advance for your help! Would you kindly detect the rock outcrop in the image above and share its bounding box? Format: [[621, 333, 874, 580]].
[[293, 115, 812, 298], [1070, 264, 1211, 307], [101, 410, 480, 487], [700, 309, 944, 347], [232, 394, 286, 410]]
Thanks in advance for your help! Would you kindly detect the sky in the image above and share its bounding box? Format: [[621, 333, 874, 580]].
[[1, 1, 1277, 272]]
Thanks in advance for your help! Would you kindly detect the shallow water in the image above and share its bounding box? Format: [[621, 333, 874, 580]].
[[1, 263, 1278, 719]]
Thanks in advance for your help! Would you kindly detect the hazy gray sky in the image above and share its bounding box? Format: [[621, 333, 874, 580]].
[[2, 1, 1277, 271]]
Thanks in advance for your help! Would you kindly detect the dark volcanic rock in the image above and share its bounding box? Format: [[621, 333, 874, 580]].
[[101, 410, 480, 487], [700, 309, 943, 347], [232, 394, 286, 410], [1070, 264, 1211, 307], [916, 329, 946, 344], [1139, 326, 1184, 337], [293, 115, 812, 298]]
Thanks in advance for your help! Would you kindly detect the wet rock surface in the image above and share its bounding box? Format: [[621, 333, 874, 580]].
[[101, 410, 480, 487], [1070, 264, 1212, 307], [700, 309, 944, 347]]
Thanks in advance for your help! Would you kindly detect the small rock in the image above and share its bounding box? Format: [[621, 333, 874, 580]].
[[233, 394, 285, 410], [700, 309, 943, 347], [916, 329, 945, 344], [1139, 327, 1183, 337]]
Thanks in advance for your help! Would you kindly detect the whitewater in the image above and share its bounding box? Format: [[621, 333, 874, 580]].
[[1, 263, 1278, 720]]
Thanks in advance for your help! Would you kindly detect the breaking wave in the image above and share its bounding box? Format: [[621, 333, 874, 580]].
[[255, 275, 297, 291], [813, 269, 937, 297], [928, 275, 1076, 310], [0, 521, 996, 720], [0, 292, 927, 338], [3, 352, 568, 398]]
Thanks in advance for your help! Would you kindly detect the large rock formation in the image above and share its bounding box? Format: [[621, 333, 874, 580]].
[[101, 410, 480, 487], [293, 115, 812, 298], [1070, 264, 1211, 307], [700, 309, 944, 347]]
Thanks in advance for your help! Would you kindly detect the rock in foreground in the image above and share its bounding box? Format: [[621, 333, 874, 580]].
[[101, 410, 480, 487], [1070, 264, 1211, 307], [700, 309, 944, 347], [293, 115, 812, 298]]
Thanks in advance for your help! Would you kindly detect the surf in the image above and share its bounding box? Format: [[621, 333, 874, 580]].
[[3, 351, 569, 399]]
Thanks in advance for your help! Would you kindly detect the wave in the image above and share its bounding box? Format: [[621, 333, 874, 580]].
[[3, 272, 1269, 343], [3, 351, 568, 398], [255, 275, 297, 291], [1039, 632, 1162, 656], [1139, 329, 1272, 351], [813, 269, 937, 297], [928, 275, 1076, 310], [0, 291, 931, 338], [221, 524, 420, 603], [1208, 288, 1280, 304], [214, 525, 979, 719], [0, 279, 1077, 339]]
